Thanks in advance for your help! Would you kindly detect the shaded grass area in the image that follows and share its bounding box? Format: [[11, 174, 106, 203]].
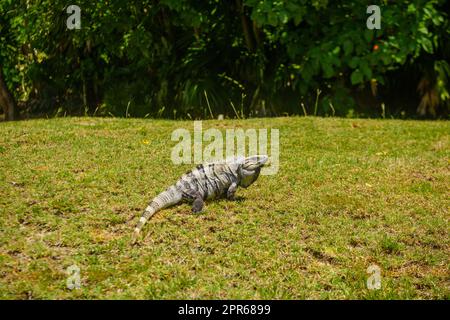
[[0, 117, 448, 299]]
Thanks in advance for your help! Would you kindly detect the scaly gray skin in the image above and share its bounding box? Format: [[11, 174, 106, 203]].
[[134, 155, 268, 236]]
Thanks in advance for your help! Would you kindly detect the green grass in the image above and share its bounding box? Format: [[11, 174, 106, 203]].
[[0, 116, 448, 299]]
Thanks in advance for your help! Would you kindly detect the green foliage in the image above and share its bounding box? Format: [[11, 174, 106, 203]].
[[0, 0, 449, 118]]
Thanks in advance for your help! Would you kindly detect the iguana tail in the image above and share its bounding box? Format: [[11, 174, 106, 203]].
[[133, 185, 182, 237]]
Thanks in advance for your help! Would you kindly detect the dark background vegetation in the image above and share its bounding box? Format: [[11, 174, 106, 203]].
[[0, 0, 449, 120]]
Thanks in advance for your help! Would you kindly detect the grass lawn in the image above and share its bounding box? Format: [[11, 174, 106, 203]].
[[0, 116, 448, 299]]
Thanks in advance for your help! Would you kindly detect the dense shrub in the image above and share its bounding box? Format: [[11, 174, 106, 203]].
[[0, 0, 448, 119]]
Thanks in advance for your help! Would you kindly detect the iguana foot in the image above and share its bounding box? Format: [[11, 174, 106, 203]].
[[192, 197, 204, 213]]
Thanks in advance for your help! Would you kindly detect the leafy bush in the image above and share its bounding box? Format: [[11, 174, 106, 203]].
[[0, 0, 448, 119]]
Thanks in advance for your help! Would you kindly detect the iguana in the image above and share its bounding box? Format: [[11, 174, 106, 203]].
[[133, 155, 268, 238]]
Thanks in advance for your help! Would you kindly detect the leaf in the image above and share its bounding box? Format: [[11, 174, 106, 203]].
[[420, 38, 433, 53], [322, 60, 334, 78], [360, 60, 372, 80], [294, 15, 303, 26], [351, 69, 364, 85], [418, 25, 428, 35], [332, 46, 340, 55], [349, 57, 360, 69], [343, 40, 353, 55]]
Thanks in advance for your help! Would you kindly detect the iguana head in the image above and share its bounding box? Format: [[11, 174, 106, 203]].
[[238, 155, 268, 188]]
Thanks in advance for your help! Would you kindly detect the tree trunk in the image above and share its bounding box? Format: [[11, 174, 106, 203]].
[[235, 0, 255, 52], [0, 65, 17, 121]]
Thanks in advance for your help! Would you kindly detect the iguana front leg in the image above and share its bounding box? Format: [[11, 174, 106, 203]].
[[226, 182, 238, 200]]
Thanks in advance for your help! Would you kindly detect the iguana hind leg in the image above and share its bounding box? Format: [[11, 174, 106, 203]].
[[192, 196, 204, 213], [185, 188, 204, 213]]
